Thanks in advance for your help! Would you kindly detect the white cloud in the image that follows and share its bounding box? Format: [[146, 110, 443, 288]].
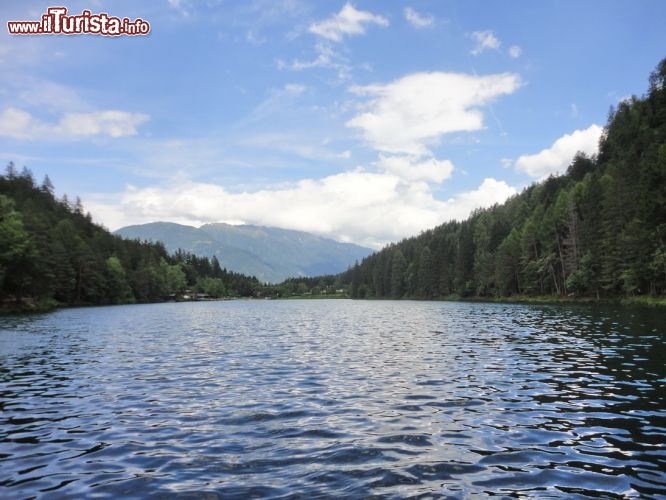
[[470, 30, 500, 56], [448, 178, 517, 216], [508, 45, 522, 58], [515, 124, 603, 179], [282, 42, 334, 69], [59, 111, 150, 138], [346, 71, 521, 155], [0, 107, 149, 140], [87, 172, 517, 249], [374, 154, 454, 183], [404, 7, 434, 28], [0, 107, 35, 140], [278, 42, 351, 81], [308, 3, 389, 42], [281, 3, 387, 80]]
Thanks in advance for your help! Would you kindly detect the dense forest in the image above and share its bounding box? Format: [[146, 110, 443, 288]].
[[337, 58, 666, 300], [0, 170, 262, 310]]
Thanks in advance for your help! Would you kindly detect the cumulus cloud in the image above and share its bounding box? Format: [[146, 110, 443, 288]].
[[449, 178, 517, 215], [87, 172, 516, 249], [515, 124, 603, 179], [0, 106, 149, 140], [404, 7, 434, 28], [346, 71, 521, 155], [374, 154, 454, 183], [308, 3, 389, 42], [470, 30, 500, 55]]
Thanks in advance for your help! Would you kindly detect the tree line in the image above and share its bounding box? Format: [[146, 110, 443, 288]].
[[0, 168, 262, 310], [339, 58, 666, 300]]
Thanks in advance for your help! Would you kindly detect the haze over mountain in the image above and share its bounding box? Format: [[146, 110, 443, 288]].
[[115, 222, 373, 283]]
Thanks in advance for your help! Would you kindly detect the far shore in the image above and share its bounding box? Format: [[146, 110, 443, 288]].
[[2, 293, 665, 316]]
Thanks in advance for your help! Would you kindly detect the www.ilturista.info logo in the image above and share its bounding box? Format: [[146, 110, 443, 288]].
[[7, 7, 150, 36]]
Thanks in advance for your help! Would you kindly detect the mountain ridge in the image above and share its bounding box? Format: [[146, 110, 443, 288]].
[[115, 221, 373, 283]]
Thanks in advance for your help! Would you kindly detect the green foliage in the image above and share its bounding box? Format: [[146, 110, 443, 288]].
[[342, 58, 666, 301], [417, 246, 436, 298], [390, 249, 407, 298], [565, 252, 597, 296], [0, 171, 262, 309], [196, 277, 226, 297], [105, 256, 132, 304], [268, 273, 344, 298], [161, 260, 187, 295], [0, 195, 35, 297]]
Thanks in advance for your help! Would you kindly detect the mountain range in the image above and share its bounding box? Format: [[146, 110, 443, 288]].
[[115, 222, 373, 283]]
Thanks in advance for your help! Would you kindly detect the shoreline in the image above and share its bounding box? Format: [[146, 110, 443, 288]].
[[2, 293, 665, 316]]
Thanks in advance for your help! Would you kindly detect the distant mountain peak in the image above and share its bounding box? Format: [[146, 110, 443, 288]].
[[115, 221, 372, 283]]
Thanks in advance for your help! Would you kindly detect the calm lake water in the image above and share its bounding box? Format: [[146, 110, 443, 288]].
[[1, 300, 665, 498]]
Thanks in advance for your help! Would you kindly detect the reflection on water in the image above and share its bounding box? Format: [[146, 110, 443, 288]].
[[1, 300, 665, 498]]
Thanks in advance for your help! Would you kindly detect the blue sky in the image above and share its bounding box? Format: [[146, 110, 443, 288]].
[[1, 1, 665, 248]]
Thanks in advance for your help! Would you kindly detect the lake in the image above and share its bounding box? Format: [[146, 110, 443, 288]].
[[1, 300, 665, 498]]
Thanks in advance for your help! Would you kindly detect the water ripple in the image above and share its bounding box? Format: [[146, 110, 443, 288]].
[[1, 300, 665, 498]]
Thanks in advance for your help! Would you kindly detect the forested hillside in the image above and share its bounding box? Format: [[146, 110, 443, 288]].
[[340, 59, 666, 300], [115, 221, 372, 283], [0, 171, 261, 309]]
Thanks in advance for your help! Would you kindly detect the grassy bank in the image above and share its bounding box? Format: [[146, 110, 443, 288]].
[[619, 295, 666, 307]]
